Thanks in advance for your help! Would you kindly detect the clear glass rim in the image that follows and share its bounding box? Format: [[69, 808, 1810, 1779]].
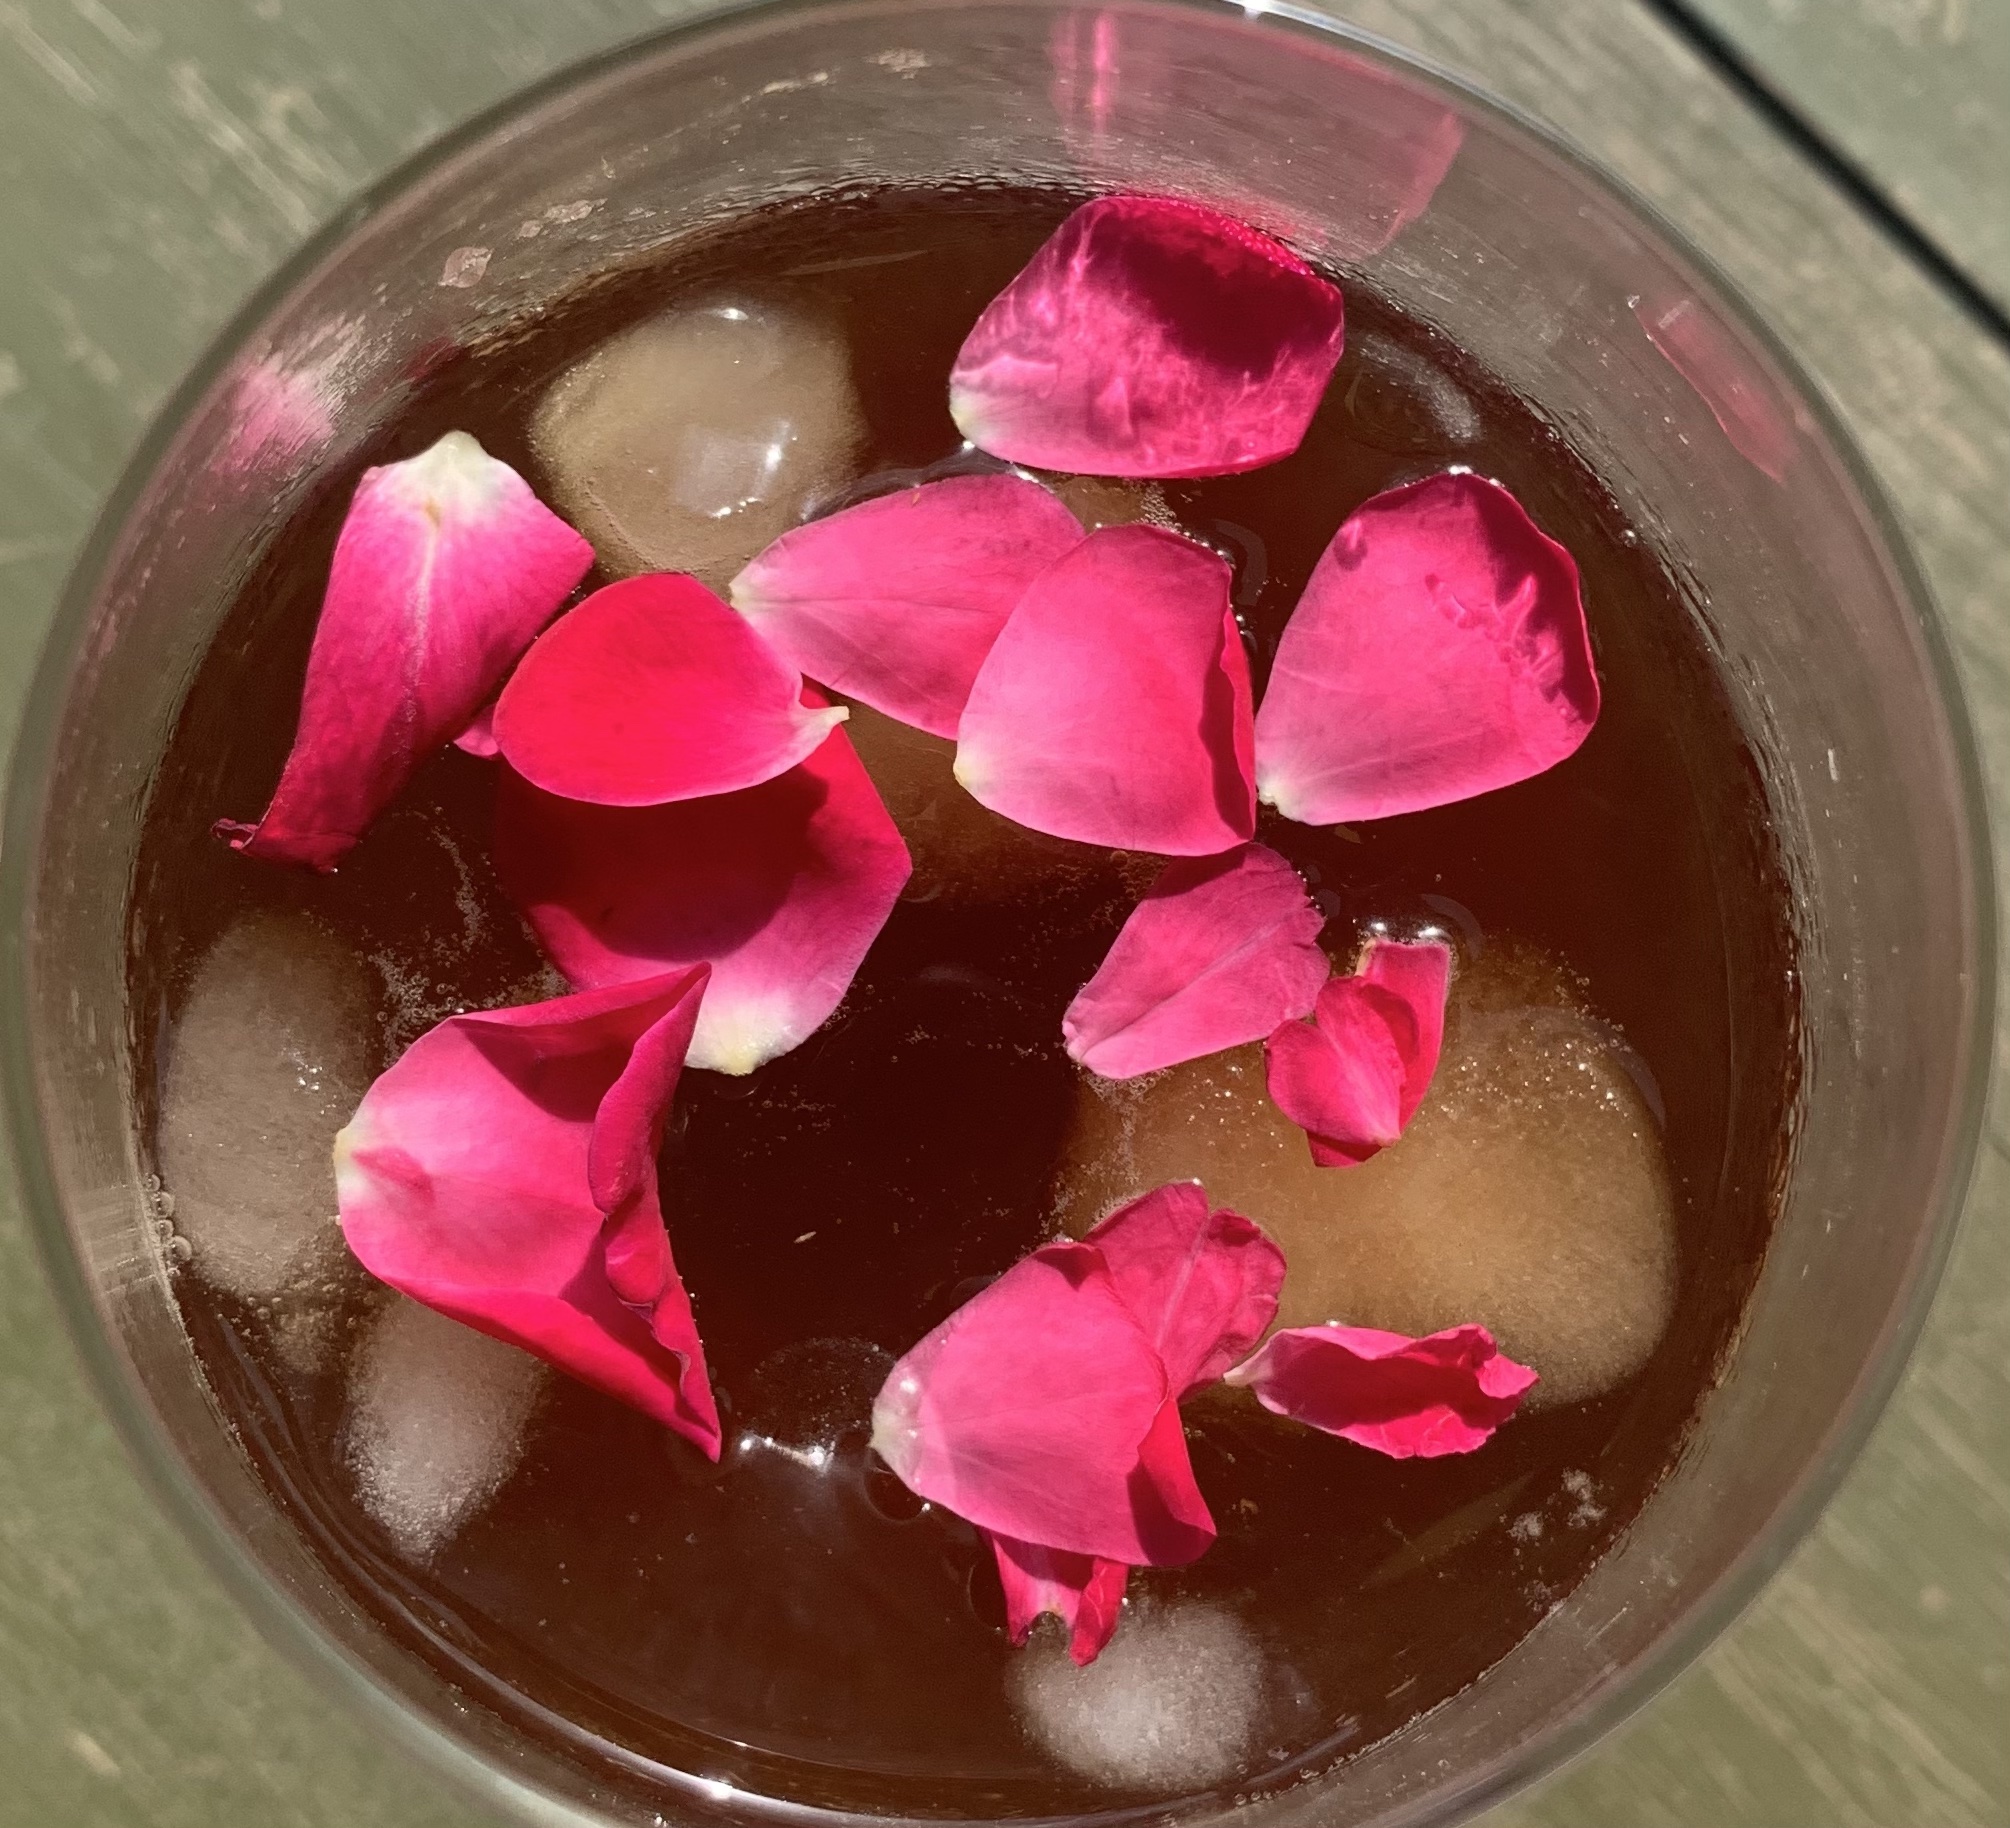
[[0, 2, 1993, 1824]]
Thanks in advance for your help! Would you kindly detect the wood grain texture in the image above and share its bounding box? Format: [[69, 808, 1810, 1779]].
[[0, 1, 2005, 1825]]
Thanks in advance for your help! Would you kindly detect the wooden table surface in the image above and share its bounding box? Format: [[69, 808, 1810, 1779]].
[[1, 2, 2004, 1824]]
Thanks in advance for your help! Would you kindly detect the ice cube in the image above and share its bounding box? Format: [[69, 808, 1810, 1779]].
[[342, 1296, 547, 1560], [156, 911, 375, 1302], [531, 297, 867, 588], [1008, 1599, 1263, 1791], [1055, 943, 1676, 1407]]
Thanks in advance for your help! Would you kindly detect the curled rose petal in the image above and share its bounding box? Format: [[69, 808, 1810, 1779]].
[[990, 1534, 1129, 1666], [494, 701, 910, 1075], [870, 1239, 1212, 1565], [1254, 473, 1598, 825], [955, 525, 1254, 854], [216, 431, 592, 870], [949, 194, 1346, 477], [1064, 843, 1329, 1078], [493, 572, 846, 806], [454, 700, 501, 758], [335, 968, 721, 1456], [1265, 938, 1450, 1167], [1225, 1322, 1536, 1457], [730, 475, 1085, 738]]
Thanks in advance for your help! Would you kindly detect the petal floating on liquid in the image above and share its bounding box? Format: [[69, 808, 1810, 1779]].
[[989, 1533, 1130, 1666], [216, 431, 592, 870], [1254, 473, 1597, 826], [731, 475, 1085, 737], [955, 525, 1254, 854], [493, 572, 846, 806], [950, 194, 1346, 477]]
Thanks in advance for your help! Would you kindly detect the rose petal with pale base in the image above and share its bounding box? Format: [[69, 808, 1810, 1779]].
[[1225, 1323, 1536, 1457], [1064, 844, 1328, 1078], [955, 526, 1254, 854], [335, 968, 721, 1457], [494, 703, 910, 1075], [950, 194, 1346, 477], [730, 475, 1085, 738], [989, 1533, 1129, 1666], [1265, 937, 1450, 1166], [494, 572, 846, 806], [215, 431, 592, 870], [1254, 472, 1598, 825]]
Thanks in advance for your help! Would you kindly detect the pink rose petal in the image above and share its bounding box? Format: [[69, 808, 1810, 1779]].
[[1086, 1182, 1285, 1396], [1265, 938, 1449, 1167], [870, 1239, 1212, 1565], [493, 698, 910, 1076], [335, 967, 722, 1456], [954, 525, 1254, 854], [1254, 472, 1598, 825], [949, 194, 1346, 477], [730, 475, 1085, 738], [454, 700, 501, 758], [493, 572, 846, 806], [215, 431, 592, 870], [989, 1533, 1128, 1666], [1063, 843, 1329, 1078], [1225, 1323, 1537, 1457]]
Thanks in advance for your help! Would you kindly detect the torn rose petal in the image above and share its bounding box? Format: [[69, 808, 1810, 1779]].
[[730, 475, 1085, 738], [1254, 472, 1598, 825], [493, 572, 846, 806], [335, 967, 722, 1457], [955, 525, 1254, 854], [494, 700, 910, 1075], [215, 431, 592, 870], [1265, 937, 1450, 1167], [949, 194, 1346, 477], [1064, 843, 1329, 1078], [990, 1534, 1129, 1667], [1225, 1323, 1536, 1457], [870, 1239, 1213, 1565]]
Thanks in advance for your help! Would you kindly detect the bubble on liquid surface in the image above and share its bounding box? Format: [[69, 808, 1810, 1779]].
[[342, 1297, 546, 1561], [157, 911, 374, 1302], [531, 296, 866, 588], [1055, 944, 1676, 1407], [1008, 1600, 1264, 1791]]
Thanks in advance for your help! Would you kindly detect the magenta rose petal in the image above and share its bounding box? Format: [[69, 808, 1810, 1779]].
[[453, 700, 501, 758], [954, 525, 1255, 853], [493, 572, 847, 806], [1063, 843, 1329, 1078], [870, 1240, 1212, 1564], [334, 967, 722, 1457], [1225, 1323, 1537, 1457], [1265, 937, 1449, 1167], [989, 1534, 1130, 1666], [1086, 1182, 1285, 1395], [215, 431, 592, 870], [494, 701, 910, 1075], [949, 194, 1346, 478], [730, 475, 1085, 738], [1254, 472, 1599, 825]]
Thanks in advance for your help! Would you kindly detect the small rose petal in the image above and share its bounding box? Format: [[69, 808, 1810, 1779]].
[[990, 1534, 1129, 1666], [730, 476, 1085, 738], [1086, 1182, 1285, 1396], [950, 195, 1346, 477], [1225, 1322, 1536, 1456], [1265, 938, 1449, 1167], [1064, 843, 1328, 1078], [335, 968, 721, 1456], [955, 526, 1254, 854], [215, 432, 592, 870], [493, 572, 846, 806], [494, 698, 910, 1075], [1254, 473, 1598, 825], [870, 1240, 1212, 1565], [454, 700, 501, 758]]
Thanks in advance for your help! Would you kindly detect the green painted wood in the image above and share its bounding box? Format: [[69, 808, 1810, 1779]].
[[0, 2, 2004, 1824]]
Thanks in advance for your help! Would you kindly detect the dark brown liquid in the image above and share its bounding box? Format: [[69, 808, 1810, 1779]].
[[129, 183, 1798, 1817]]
